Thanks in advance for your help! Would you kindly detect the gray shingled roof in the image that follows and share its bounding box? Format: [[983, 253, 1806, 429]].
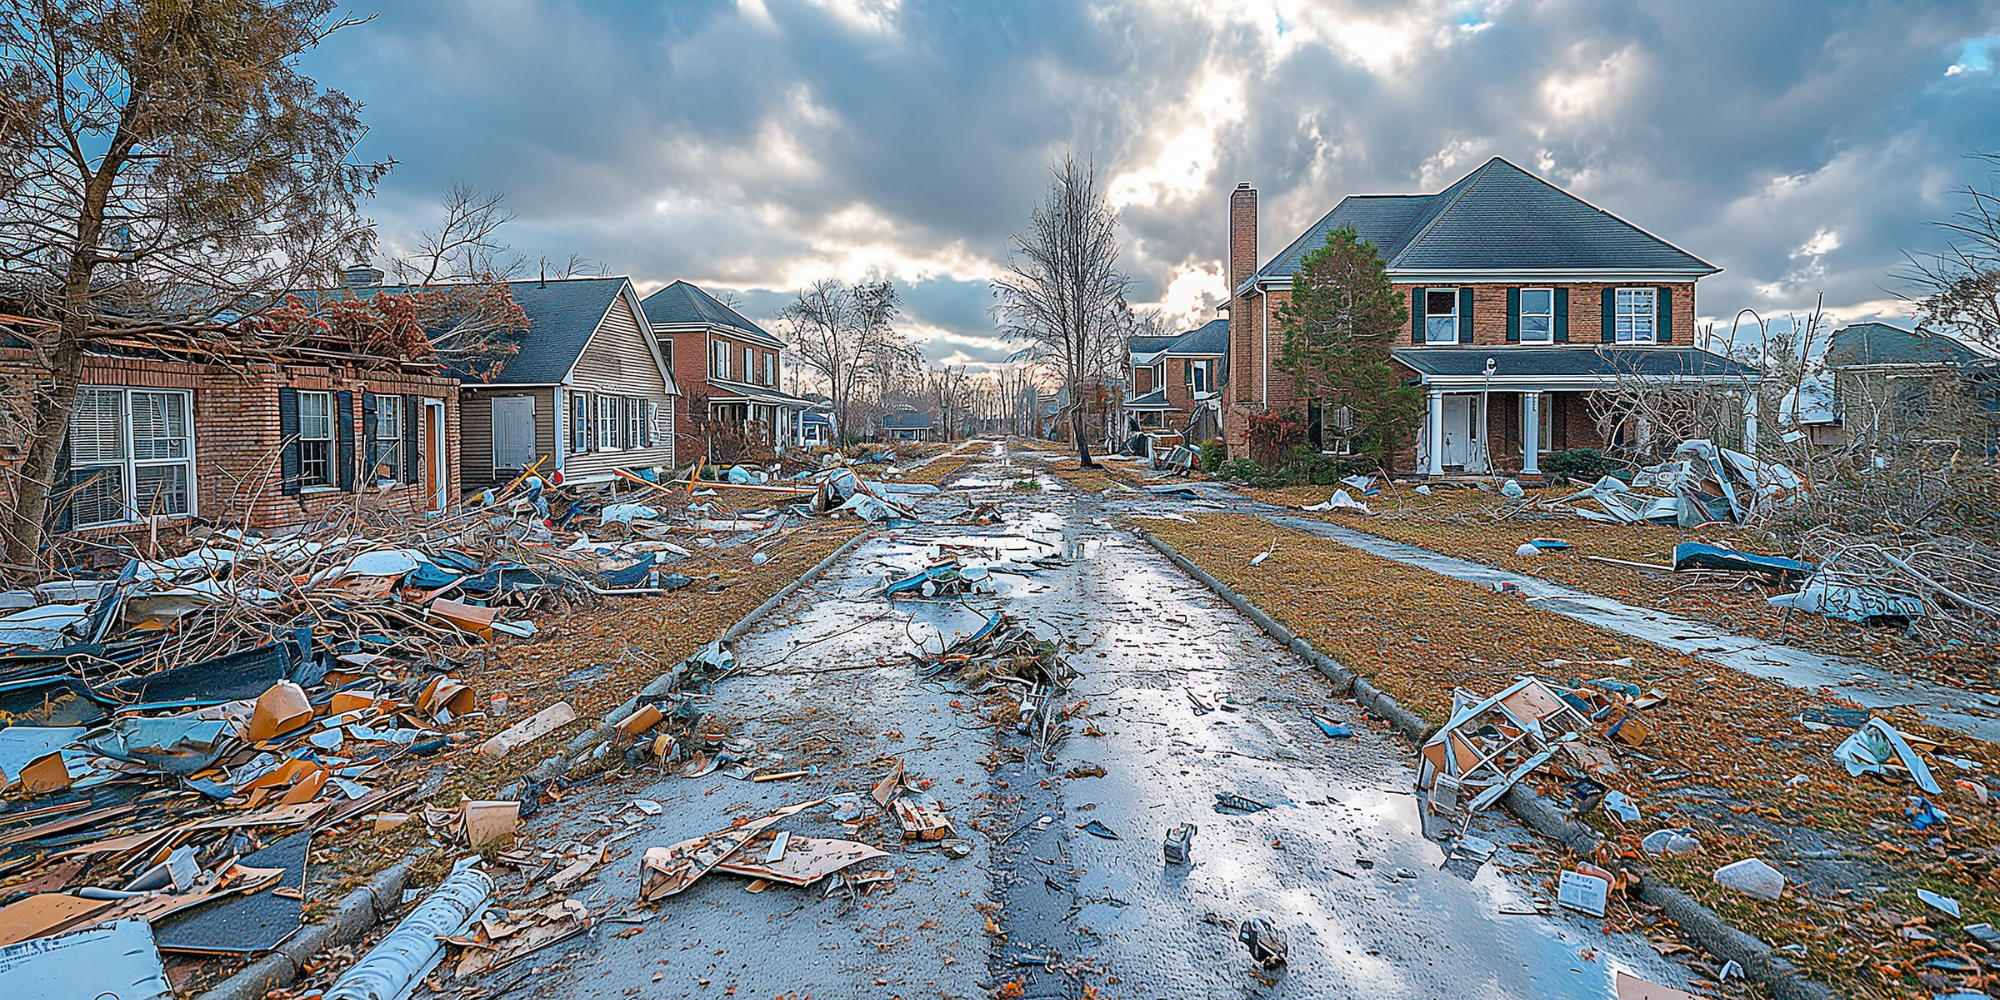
[[1128, 335, 1178, 355], [1823, 322, 1994, 369], [1391, 346, 1757, 379], [322, 276, 631, 385], [882, 411, 933, 430], [1256, 158, 1715, 284], [641, 280, 782, 348], [1166, 318, 1228, 355]]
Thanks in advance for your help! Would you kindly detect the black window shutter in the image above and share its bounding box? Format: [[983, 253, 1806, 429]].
[[279, 387, 301, 496], [1458, 288, 1474, 344], [336, 390, 356, 492], [1410, 288, 1424, 344], [361, 392, 379, 483], [404, 394, 422, 482], [1505, 288, 1520, 343], [1656, 287, 1674, 343], [1554, 289, 1570, 343], [1601, 289, 1617, 344]]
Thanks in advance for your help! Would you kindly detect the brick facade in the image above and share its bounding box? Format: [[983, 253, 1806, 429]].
[[0, 350, 459, 534], [661, 325, 786, 463]]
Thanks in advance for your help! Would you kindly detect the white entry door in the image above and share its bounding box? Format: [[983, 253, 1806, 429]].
[[492, 396, 537, 472], [1441, 396, 1484, 472]]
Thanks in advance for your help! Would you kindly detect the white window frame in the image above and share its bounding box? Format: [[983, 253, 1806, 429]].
[[1189, 360, 1209, 393], [764, 352, 775, 387], [595, 394, 620, 451], [1615, 287, 1657, 345], [711, 339, 728, 380], [626, 396, 644, 447], [743, 347, 753, 385], [372, 394, 404, 484], [573, 393, 590, 451], [1424, 288, 1460, 345], [1520, 287, 1554, 343], [298, 390, 335, 489], [68, 387, 197, 528]]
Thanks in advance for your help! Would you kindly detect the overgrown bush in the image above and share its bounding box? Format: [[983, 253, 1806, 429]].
[[1199, 438, 1226, 472], [1245, 411, 1307, 466], [1540, 447, 1619, 483]]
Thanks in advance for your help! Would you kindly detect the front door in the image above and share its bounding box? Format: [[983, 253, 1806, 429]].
[[1441, 395, 1486, 472], [425, 400, 447, 510], [492, 396, 537, 472]]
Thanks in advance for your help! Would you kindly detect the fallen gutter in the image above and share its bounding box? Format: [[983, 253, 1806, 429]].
[[195, 527, 871, 1000], [1136, 528, 1838, 1000], [324, 863, 493, 1000]]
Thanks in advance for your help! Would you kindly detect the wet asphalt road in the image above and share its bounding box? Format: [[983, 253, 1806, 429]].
[[489, 443, 1698, 1000]]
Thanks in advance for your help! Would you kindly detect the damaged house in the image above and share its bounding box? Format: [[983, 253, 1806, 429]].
[[0, 292, 461, 536], [1124, 317, 1227, 452], [1222, 157, 1760, 475], [438, 276, 681, 490], [1791, 322, 1999, 457]]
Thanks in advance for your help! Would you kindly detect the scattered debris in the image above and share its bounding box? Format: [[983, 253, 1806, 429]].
[[1557, 869, 1610, 917], [1164, 823, 1196, 865], [1832, 717, 1943, 794], [1237, 917, 1287, 969], [1712, 858, 1785, 901]]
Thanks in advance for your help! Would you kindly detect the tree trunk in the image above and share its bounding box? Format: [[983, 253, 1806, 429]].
[[6, 310, 88, 571], [1071, 406, 1094, 467]]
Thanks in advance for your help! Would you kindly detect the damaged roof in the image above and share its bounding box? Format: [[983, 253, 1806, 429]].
[[1823, 322, 1996, 370], [1255, 158, 1716, 285]]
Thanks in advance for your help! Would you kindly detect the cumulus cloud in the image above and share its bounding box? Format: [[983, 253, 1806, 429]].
[[306, 0, 2000, 367]]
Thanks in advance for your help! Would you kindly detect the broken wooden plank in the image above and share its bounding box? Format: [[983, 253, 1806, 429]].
[[479, 702, 578, 760], [715, 837, 887, 886]]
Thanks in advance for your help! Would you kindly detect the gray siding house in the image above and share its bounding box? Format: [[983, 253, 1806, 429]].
[[458, 276, 681, 489]]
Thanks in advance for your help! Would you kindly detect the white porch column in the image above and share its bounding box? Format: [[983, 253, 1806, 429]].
[[1521, 391, 1541, 475], [1425, 390, 1445, 477], [1743, 392, 1759, 457]]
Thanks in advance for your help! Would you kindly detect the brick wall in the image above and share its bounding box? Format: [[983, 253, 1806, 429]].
[[1394, 282, 1698, 346], [0, 352, 459, 534]]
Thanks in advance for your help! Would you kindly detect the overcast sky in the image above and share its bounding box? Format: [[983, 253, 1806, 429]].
[[305, 0, 2000, 366]]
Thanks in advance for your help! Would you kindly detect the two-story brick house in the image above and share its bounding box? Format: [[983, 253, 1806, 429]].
[[1124, 317, 1227, 446], [1223, 157, 1758, 475], [641, 280, 813, 462]]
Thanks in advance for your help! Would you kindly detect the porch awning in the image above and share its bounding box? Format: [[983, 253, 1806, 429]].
[[1392, 346, 1759, 389], [1123, 388, 1174, 411], [706, 378, 813, 408]]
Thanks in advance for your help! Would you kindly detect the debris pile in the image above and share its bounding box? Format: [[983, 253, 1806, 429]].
[[1525, 439, 1803, 527], [1416, 674, 1662, 816]]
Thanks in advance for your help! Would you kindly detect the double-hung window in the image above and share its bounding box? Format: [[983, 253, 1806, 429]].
[[1615, 288, 1657, 344], [68, 387, 196, 527], [626, 396, 644, 447], [1520, 288, 1554, 343], [1425, 289, 1459, 344], [764, 353, 775, 386], [743, 347, 753, 383], [596, 395, 619, 449], [298, 390, 334, 488], [711, 340, 729, 380], [573, 393, 590, 451], [371, 394, 403, 483]]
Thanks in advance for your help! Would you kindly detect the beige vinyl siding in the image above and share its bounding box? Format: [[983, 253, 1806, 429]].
[[562, 297, 680, 478], [459, 386, 555, 488]]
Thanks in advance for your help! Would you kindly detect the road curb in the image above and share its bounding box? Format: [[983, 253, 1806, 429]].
[[1135, 528, 1838, 1000], [196, 529, 870, 1000], [195, 860, 414, 1000]]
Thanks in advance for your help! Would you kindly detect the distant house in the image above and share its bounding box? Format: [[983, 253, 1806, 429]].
[[880, 410, 935, 442], [641, 281, 814, 462], [449, 276, 680, 490], [797, 406, 833, 448], [1223, 157, 1756, 475], [1126, 317, 1227, 448], [1801, 322, 1999, 455]]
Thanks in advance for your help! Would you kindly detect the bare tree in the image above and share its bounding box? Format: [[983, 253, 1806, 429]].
[[0, 0, 387, 565], [392, 181, 523, 285], [780, 278, 915, 442], [925, 365, 971, 440], [1903, 151, 2000, 351], [992, 153, 1131, 466]]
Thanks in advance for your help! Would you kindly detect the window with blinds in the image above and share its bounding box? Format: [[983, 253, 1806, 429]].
[[67, 387, 194, 527]]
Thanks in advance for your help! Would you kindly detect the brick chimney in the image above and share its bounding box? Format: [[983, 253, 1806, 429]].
[[1228, 182, 1257, 404]]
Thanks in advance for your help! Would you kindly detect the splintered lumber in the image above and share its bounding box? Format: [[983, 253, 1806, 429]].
[[892, 796, 955, 841], [638, 799, 825, 901], [479, 701, 578, 759]]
